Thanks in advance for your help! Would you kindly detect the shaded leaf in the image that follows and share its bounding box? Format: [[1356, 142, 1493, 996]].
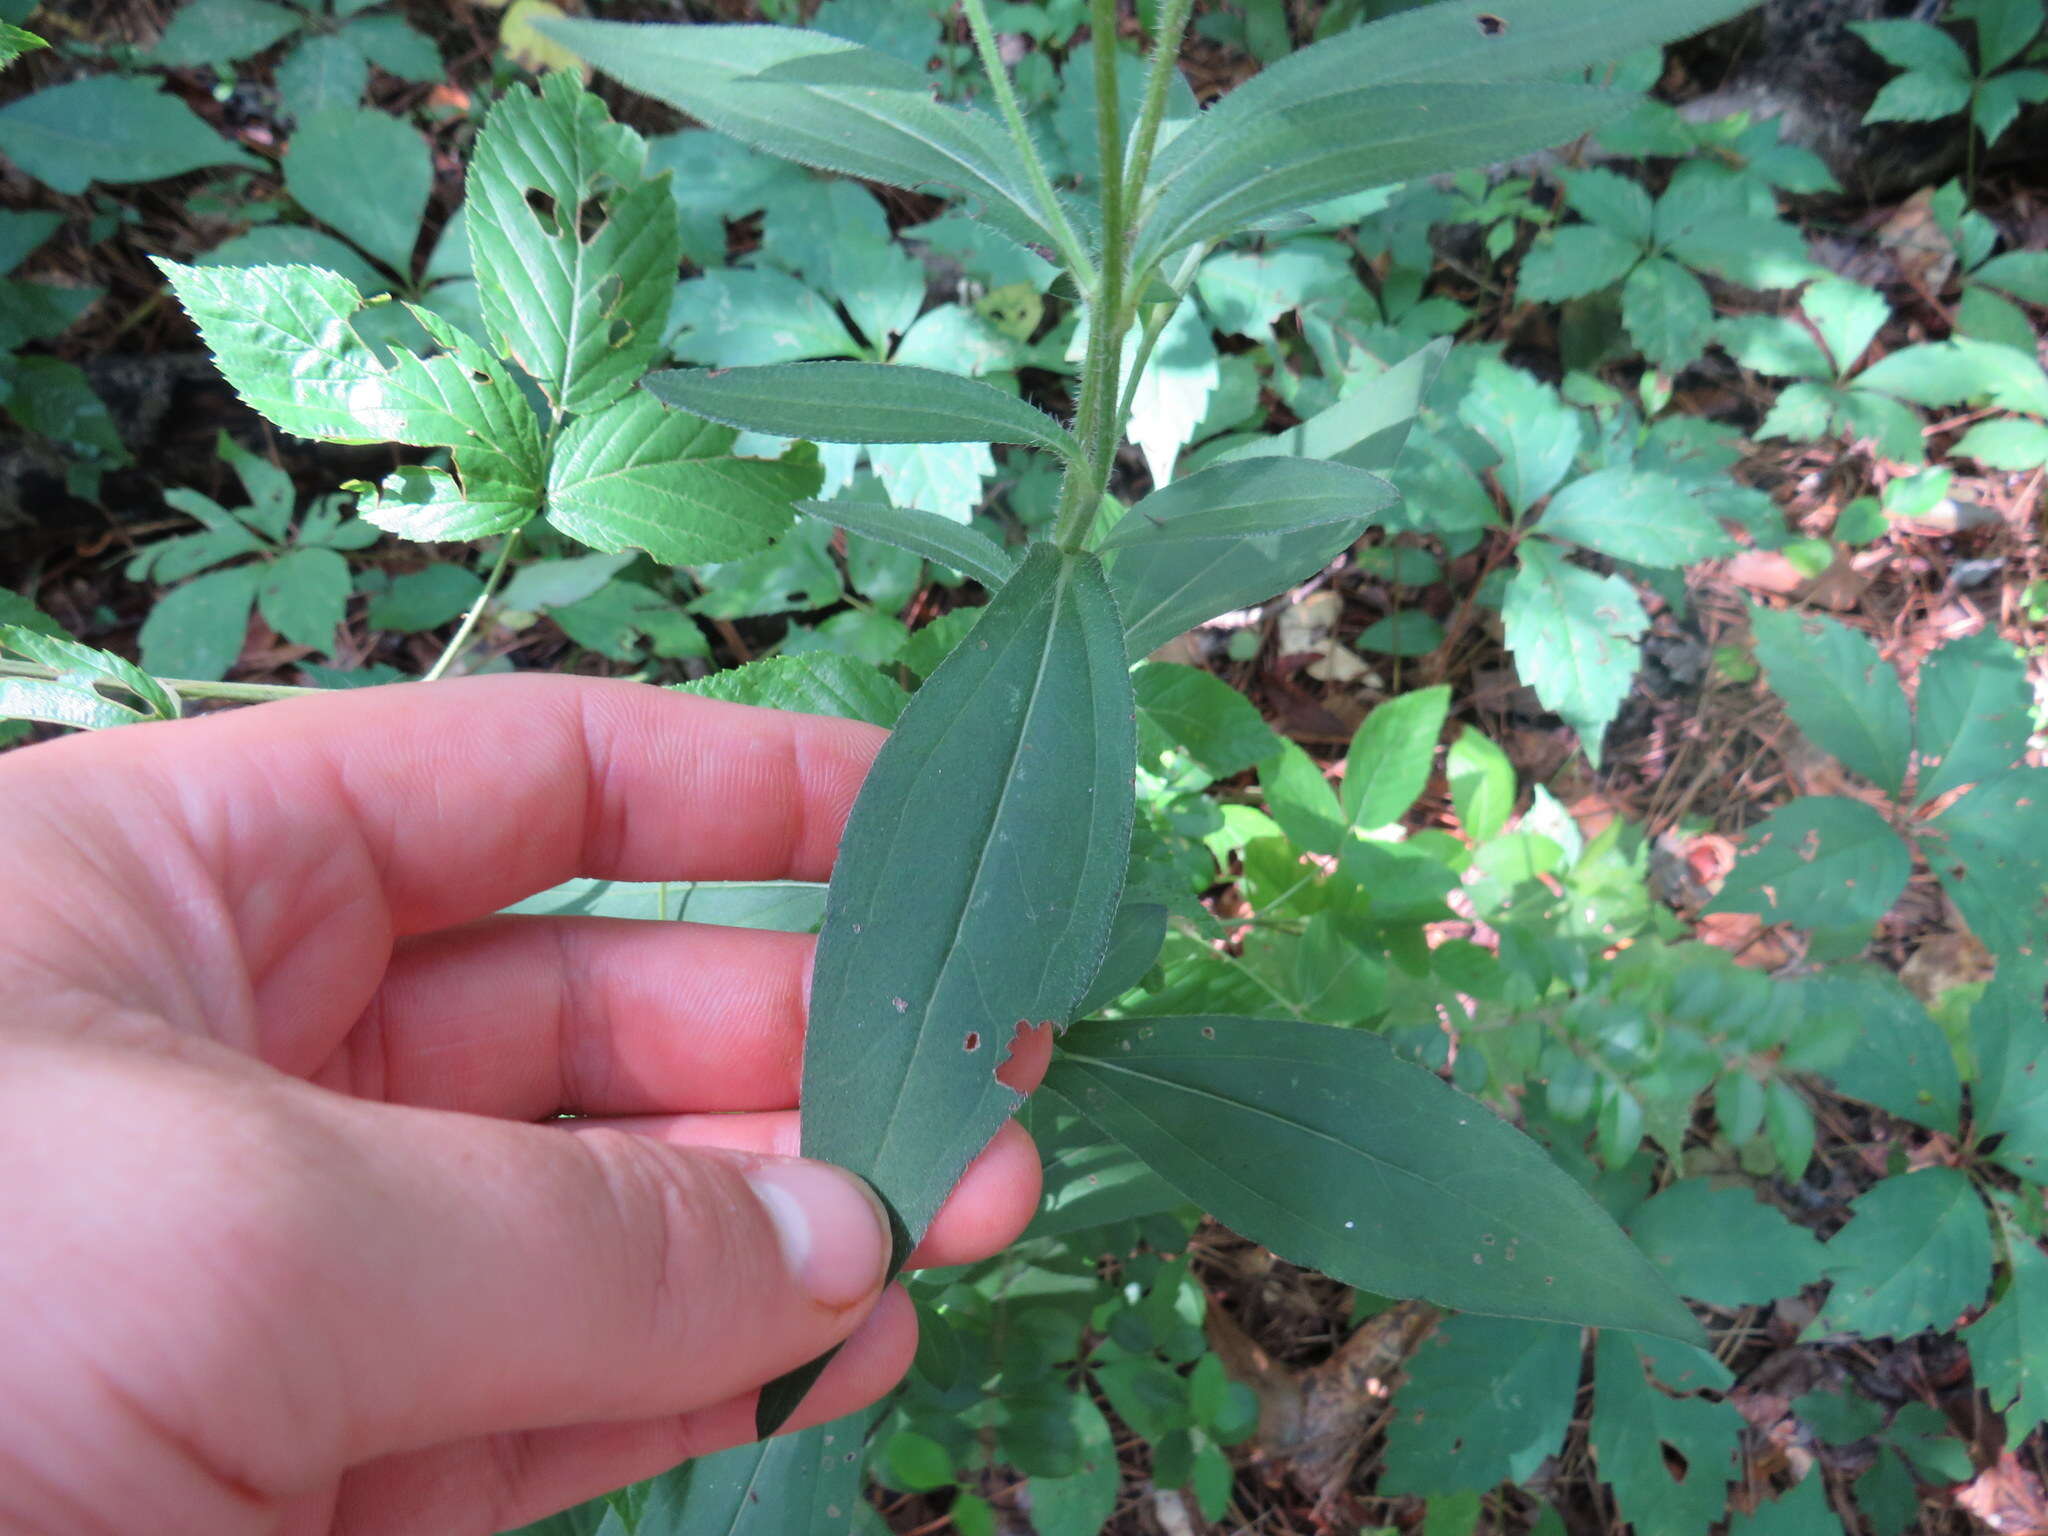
[[152, 0, 300, 67], [1706, 797, 1910, 932], [1342, 684, 1449, 831], [1537, 467, 1733, 566], [1805, 966, 1962, 1135], [1931, 769, 2048, 954], [505, 877, 826, 931], [1381, 1316, 1582, 1496], [1808, 1168, 1994, 1338], [256, 547, 349, 652], [1517, 224, 1641, 302], [1726, 1472, 1845, 1536], [1049, 1015, 1703, 1340], [1621, 257, 1714, 370], [1447, 725, 1516, 843], [1917, 629, 2034, 803], [0, 76, 259, 194], [1749, 607, 1912, 795], [1135, 661, 1283, 777], [1969, 1222, 2048, 1444], [284, 107, 430, 276], [797, 499, 1017, 591], [137, 565, 259, 682], [1590, 1333, 1739, 1536], [1627, 1179, 1831, 1306], [1972, 958, 2048, 1183], [1458, 361, 1581, 518], [674, 652, 905, 727]]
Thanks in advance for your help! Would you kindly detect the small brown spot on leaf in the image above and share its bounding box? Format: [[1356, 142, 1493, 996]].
[[1476, 11, 1507, 33], [963, 1031, 981, 1051]]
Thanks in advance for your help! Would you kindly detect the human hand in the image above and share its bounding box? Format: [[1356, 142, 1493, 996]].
[[0, 676, 1045, 1536]]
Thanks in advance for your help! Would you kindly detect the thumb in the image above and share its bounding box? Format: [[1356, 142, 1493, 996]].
[[288, 1095, 895, 1465]]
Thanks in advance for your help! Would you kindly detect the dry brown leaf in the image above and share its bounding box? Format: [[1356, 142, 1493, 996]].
[[1957, 1452, 2048, 1534]]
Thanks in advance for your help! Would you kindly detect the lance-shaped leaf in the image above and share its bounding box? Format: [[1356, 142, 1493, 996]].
[[805, 544, 1134, 1240], [536, 16, 1056, 254], [1103, 457, 1398, 659], [633, 1408, 875, 1536], [1137, 0, 1755, 265], [466, 73, 678, 416], [506, 877, 828, 932], [646, 363, 1083, 461], [1047, 1015, 1703, 1341], [545, 391, 820, 564], [158, 262, 545, 535], [796, 499, 1019, 592], [1135, 81, 1625, 268], [674, 651, 907, 727]]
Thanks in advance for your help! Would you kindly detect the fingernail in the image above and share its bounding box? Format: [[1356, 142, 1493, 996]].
[[746, 1161, 891, 1311]]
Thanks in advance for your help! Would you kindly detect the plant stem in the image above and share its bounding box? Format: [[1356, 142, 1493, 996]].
[[1113, 242, 1208, 431], [1118, 0, 1195, 219], [423, 527, 520, 682], [958, 0, 1100, 293], [1085, 0, 1128, 497], [0, 661, 314, 704]]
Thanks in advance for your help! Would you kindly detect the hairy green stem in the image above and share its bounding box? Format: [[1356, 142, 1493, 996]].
[[0, 661, 313, 704], [1118, 0, 1195, 220], [423, 527, 520, 682], [1083, 0, 1128, 504], [959, 0, 1099, 292]]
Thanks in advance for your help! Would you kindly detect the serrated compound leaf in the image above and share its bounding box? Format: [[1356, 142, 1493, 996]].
[[345, 13, 441, 80], [1916, 628, 2034, 803], [1501, 541, 1647, 765], [1726, 1471, 1845, 1536], [1563, 164, 1655, 242], [1137, 82, 1625, 268], [0, 76, 261, 194], [1953, 418, 2048, 470], [0, 678, 139, 732], [1049, 1015, 1702, 1341], [866, 439, 993, 524], [1749, 606, 1912, 794], [1381, 1316, 1581, 1496], [1342, 684, 1450, 831], [137, 565, 259, 682], [1931, 769, 2048, 955], [536, 17, 1055, 256], [803, 545, 1134, 1246], [1627, 1179, 1830, 1306], [674, 652, 905, 727], [0, 624, 179, 726], [1458, 360, 1582, 518], [357, 459, 535, 542], [546, 392, 817, 564], [256, 547, 349, 652], [1622, 256, 1715, 370], [797, 499, 1017, 592], [1102, 457, 1397, 658], [1857, 337, 2048, 416], [1591, 1333, 1740, 1536], [1808, 1168, 1993, 1339], [467, 74, 678, 415], [1537, 467, 1733, 566], [159, 263, 545, 478], [0, 21, 46, 71], [276, 34, 369, 122], [1802, 278, 1892, 377], [1968, 1225, 2048, 1444], [1134, 661, 1283, 778], [1803, 966, 1961, 1134], [668, 267, 863, 367], [285, 107, 430, 276], [1706, 797, 1910, 932], [1972, 958, 2048, 1183], [152, 0, 301, 67], [646, 364, 1080, 460], [1518, 224, 1642, 302]]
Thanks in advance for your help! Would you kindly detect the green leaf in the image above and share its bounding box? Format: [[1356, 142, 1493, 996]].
[[137, 565, 260, 682], [1458, 361, 1581, 518], [674, 652, 906, 727], [1447, 725, 1516, 843], [1726, 1472, 1845, 1536], [1850, 18, 1974, 76], [0, 76, 260, 194], [1801, 279, 1892, 377], [1931, 769, 2048, 954], [1917, 629, 2034, 803], [1807, 1168, 1993, 1339], [797, 499, 1016, 591], [367, 564, 484, 633], [1718, 315, 1834, 381], [0, 20, 47, 69], [1954, 417, 2048, 470], [256, 547, 349, 652], [1749, 607, 1912, 795], [1857, 337, 2048, 416], [505, 877, 826, 931], [1137, 81, 1626, 268], [1765, 1077, 1816, 1180], [1976, 250, 2048, 304], [1501, 541, 1647, 765], [1627, 1179, 1831, 1306], [1590, 1334, 1739, 1536], [536, 16, 1056, 256], [802, 545, 1134, 1246], [1022, 1391, 1121, 1536], [1259, 738, 1347, 856], [344, 13, 442, 80], [1381, 1316, 1582, 1496], [1076, 902, 1170, 1018], [1968, 1222, 2048, 1443], [1220, 339, 1443, 472], [0, 209, 61, 276], [1705, 797, 1910, 932], [1102, 457, 1398, 659], [669, 267, 863, 367], [1121, 300, 1219, 485], [284, 107, 430, 276], [646, 1412, 872, 1536], [466, 74, 678, 416], [152, 0, 301, 66], [1806, 967, 1962, 1135], [1341, 684, 1449, 831], [645, 364, 1080, 461], [1972, 958, 2048, 1182], [5, 357, 129, 467], [1864, 68, 1974, 122], [1621, 257, 1714, 371], [201, 226, 386, 300], [276, 33, 369, 122], [0, 625, 180, 727], [158, 263, 544, 487], [1537, 468, 1733, 566], [866, 439, 993, 524], [354, 461, 531, 542], [1355, 610, 1444, 657], [545, 392, 816, 564], [1562, 166, 1655, 244], [1050, 1015, 1703, 1341], [1135, 661, 1283, 777]]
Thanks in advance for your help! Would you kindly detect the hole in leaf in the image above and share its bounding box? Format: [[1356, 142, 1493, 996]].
[[525, 188, 562, 234], [995, 1020, 1055, 1093], [608, 317, 633, 347], [1476, 11, 1507, 33], [577, 194, 609, 243], [596, 271, 625, 317], [1659, 1441, 1691, 1482], [963, 1031, 981, 1052]]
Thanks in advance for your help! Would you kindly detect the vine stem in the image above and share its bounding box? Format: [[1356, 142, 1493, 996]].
[[0, 661, 313, 704], [422, 527, 520, 682], [1118, 0, 1195, 219], [958, 0, 1100, 292]]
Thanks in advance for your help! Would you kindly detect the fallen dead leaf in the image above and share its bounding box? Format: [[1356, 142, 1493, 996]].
[[1957, 1451, 2048, 1534], [1899, 930, 1995, 1008], [1876, 188, 1959, 293]]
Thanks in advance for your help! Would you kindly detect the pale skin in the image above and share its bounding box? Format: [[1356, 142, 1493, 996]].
[[0, 676, 1051, 1536]]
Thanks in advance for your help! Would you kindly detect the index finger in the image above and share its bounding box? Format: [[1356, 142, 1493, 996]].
[[3, 674, 884, 938]]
